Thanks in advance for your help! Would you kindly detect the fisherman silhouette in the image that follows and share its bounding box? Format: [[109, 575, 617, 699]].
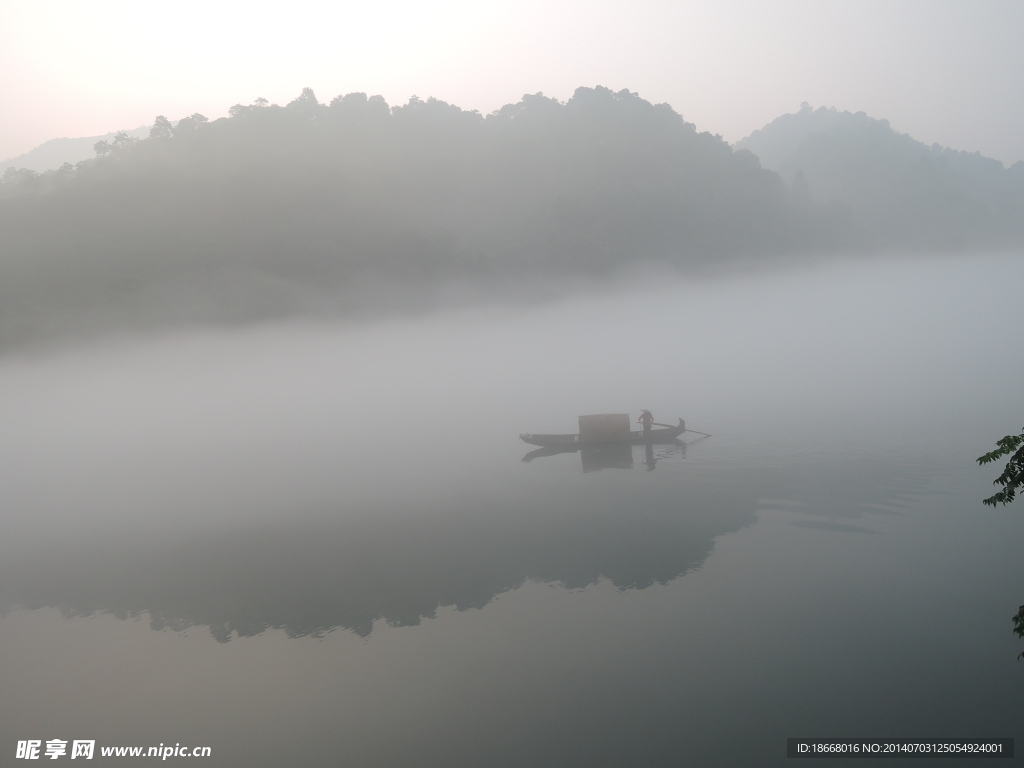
[[637, 410, 654, 434]]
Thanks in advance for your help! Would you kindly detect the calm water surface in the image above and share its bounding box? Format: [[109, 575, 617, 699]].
[[0, 254, 1022, 766]]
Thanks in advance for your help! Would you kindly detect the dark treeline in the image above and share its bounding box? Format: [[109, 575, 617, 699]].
[[1, 87, 1021, 348]]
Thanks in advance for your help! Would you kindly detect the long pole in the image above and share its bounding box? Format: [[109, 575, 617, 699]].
[[653, 422, 711, 437]]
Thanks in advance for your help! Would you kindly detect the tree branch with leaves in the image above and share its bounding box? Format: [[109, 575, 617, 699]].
[[977, 428, 1024, 506], [978, 427, 1024, 657]]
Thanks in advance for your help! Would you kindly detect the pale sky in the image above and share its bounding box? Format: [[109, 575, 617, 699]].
[[2, 0, 1022, 165]]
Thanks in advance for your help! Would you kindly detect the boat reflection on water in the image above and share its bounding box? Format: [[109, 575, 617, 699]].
[[522, 439, 688, 472]]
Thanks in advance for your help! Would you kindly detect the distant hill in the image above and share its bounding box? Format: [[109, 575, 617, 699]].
[[0, 86, 804, 350], [0, 88, 1022, 350], [736, 104, 1024, 248], [1, 126, 150, 173]]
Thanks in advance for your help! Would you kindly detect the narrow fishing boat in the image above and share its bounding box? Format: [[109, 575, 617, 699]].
[[520, 413, 693, 448]]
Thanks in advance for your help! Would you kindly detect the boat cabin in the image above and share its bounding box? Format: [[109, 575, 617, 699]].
[[578, 413, 631, 443]]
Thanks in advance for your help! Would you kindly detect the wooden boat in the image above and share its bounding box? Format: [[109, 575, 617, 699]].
[[520, 417, 687, 448]]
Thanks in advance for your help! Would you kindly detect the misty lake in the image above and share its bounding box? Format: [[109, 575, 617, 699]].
[[1, 253, 1022, 766]]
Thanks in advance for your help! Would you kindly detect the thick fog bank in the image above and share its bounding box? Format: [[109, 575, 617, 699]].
[[0, 251, 1019, 539], [2, 87, 1022, 351], [4, 252, 1019, 640]]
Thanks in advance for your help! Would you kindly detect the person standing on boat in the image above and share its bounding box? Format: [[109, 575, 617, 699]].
[[638, 410, 654, 434]]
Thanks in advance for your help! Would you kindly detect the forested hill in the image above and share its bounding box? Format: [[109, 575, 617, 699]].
[[0, 86, 1021, 349], [0, 87, 803, 348], [736, 103, 1024, 248], [1, 86, 798, 273]]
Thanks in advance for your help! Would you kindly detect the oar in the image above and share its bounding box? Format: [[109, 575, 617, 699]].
[[653, 422, 712, 437]]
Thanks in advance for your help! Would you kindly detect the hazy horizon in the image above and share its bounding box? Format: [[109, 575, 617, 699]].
[[2, 0, 1023, 165]]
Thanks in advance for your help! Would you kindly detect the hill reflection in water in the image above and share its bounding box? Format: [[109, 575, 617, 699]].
[[0, 458, 754, 640], [0, 437, 942, 643]]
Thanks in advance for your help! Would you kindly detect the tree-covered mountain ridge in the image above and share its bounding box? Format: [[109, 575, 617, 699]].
[[0, 86, 1021, 349], [0, 125, 150, 174], [736, 102, 1024, 248]]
